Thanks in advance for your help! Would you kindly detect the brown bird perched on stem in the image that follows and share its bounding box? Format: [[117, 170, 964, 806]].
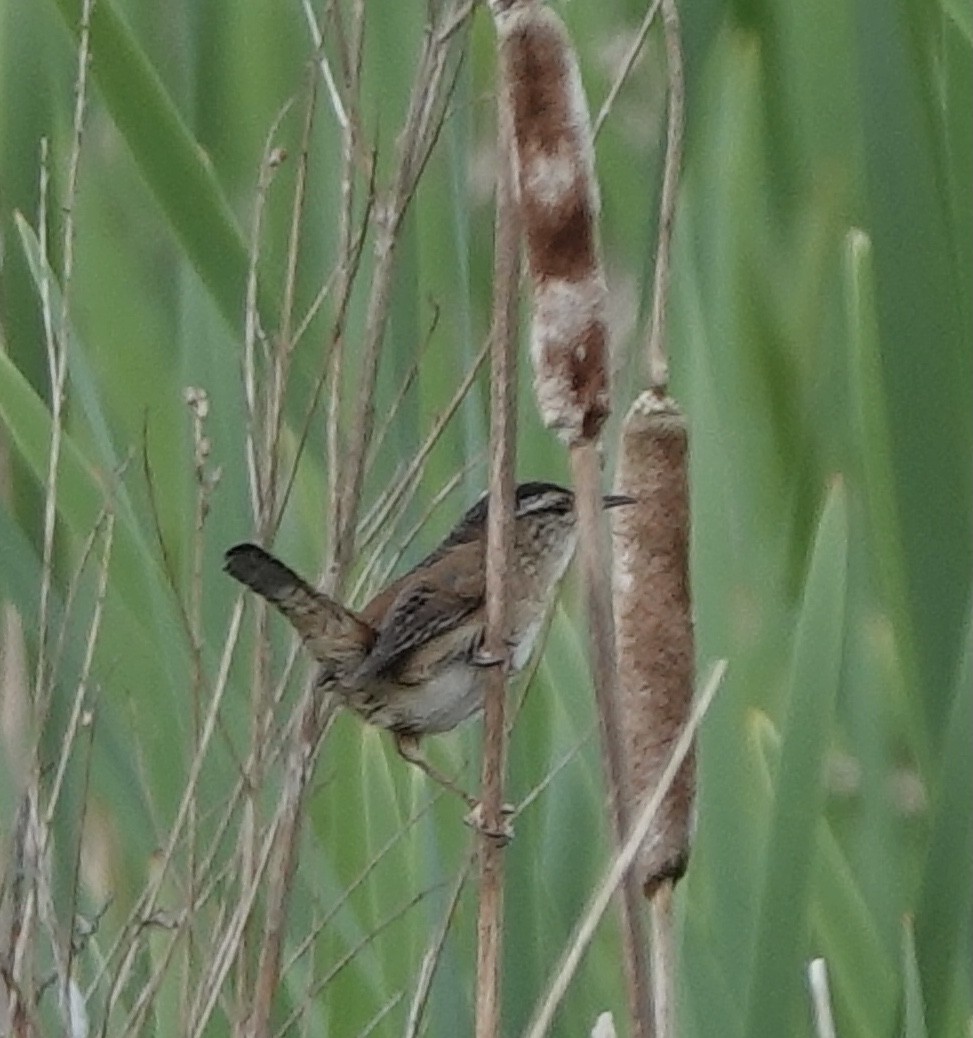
[[225, 482, 632, 810]]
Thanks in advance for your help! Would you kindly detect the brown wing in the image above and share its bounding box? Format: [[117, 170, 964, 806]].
[[355, 540, 485, 682], [224, 543, 374, 669]]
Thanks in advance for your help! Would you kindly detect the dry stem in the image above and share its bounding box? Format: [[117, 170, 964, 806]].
[[525, 659, 727, 1038], [570, 442, 652, 1037], [475, 87, 520, 1038], [645, 0, 685, 392], [648, 880, 676, 1037]]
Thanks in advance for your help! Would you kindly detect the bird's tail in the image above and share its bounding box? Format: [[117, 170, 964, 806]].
[[224, 543, 373, 671]]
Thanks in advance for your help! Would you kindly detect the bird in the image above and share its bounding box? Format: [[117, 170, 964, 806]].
[[224, 482, 633, 811]]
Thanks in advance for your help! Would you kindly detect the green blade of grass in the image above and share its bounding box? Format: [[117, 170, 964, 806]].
[[744, 482, 849, 1037], [49, 0, 270, 334], [752, 712, 898, 1038], [901, 916, 929, 1038], [912, 615, 972, 1037], [844, 228, 926, 766]]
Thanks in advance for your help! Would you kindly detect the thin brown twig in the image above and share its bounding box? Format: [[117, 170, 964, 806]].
[[187, 808, 285, 1038], [272, 881, 447, 1038], [300, 0, 349, 131], [245, 692, 340, 1038], [264, 74, 319, 522], [358, 453, 483, 603], [242, 104, 293, 526], [364, 299, 441, 476], [43, 514, 114, 829], [17, 4, 94, 1026], [331, 2, 469, 591], [42, 497, 114, 703], [645, 0, 685, 391], [186, 386, 221, 1027], [119, 600, 246, 930], [354, 337, 490, 559], [405, 853, 474, 1038], [62, 706, 98, 1035], [475, 84, 519, 1038], [280, 786, 449, 976], [593, 0, 664, 141], [274, 192, 373, 542], [323, 0, 368, 593]]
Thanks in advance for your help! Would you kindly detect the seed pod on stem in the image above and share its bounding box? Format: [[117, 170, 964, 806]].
[[612, 392, 695, 896], [490, 0, 610, 444]]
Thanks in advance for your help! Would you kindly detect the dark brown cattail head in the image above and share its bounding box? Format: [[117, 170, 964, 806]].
[[611, 393, 695, 896], [490, 0, 609, 444]]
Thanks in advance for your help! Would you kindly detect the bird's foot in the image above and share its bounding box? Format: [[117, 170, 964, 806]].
[[464, 801, 516, 844], [467, 651, 504, 668]]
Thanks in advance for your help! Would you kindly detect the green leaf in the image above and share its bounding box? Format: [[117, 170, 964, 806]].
[[901, 916, 929, 1038], [913, 615, 972, 1037], [941, 0, 973, 46], [752, 712, 898, 1038], [844, 228, 926, 766], [49, 0, 267, 334], [744, 483, 849, 1037]]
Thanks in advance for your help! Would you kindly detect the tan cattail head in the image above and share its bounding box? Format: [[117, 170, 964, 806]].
[[612, 392, 696, 896]]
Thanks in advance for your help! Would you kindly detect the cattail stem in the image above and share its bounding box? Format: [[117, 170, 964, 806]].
[[646, 0, 685, 392], [490, 0, 653, 1031], [649, 880, 676, 1037], [571, 442, 653, 1035], [475, 87, 520, 1038]]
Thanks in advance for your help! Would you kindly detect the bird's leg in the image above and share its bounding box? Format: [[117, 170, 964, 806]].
[[393, 732, 515, 843], [393, 732, 477, 809]]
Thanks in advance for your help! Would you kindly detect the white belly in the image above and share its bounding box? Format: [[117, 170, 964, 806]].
[[346, 663, 488, 735]]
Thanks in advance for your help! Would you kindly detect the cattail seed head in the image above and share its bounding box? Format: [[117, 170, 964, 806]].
[[490, 0, 610, 444], [612, 392, 696, 896]]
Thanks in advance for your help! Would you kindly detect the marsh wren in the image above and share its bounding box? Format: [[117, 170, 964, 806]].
[[224, 482, 632, 808]]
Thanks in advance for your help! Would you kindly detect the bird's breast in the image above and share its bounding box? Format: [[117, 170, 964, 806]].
[[345, 663, 487, 735]]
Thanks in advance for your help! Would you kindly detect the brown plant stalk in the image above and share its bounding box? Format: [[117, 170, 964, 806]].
[[489, 0, 651, 1032], [242, 7, 473, 1034], [475, 89, 520, 1038], [611, 2, 690, 1037]]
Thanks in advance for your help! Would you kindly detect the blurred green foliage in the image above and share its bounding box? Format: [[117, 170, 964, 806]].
[[0, 0, 969, 1035]]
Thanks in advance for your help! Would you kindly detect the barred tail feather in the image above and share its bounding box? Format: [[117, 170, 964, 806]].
[[224, 543, 373, 669]]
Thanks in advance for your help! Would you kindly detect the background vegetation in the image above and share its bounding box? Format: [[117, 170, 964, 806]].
[[0, 0, 969, 1035]]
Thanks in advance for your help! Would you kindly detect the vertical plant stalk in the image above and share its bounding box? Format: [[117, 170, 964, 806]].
[[494, 0, 655, 1028], [570, 443, 652, 1034], [646, 0, 684, 394], [525, 661, 726, 1038], [237, 118, 291, 1020], [11, 1, 95, 1031], [241, 9, 471, 1033], [330, 4, 470, 591], [614, 4, 690, 1036], [490, 0, 649, 1031], [475, 98, 520, 1038], [246, 694, 340, 1038]]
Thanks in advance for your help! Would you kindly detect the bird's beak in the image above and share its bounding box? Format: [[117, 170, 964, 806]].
[[602, 493, 637, 509]]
